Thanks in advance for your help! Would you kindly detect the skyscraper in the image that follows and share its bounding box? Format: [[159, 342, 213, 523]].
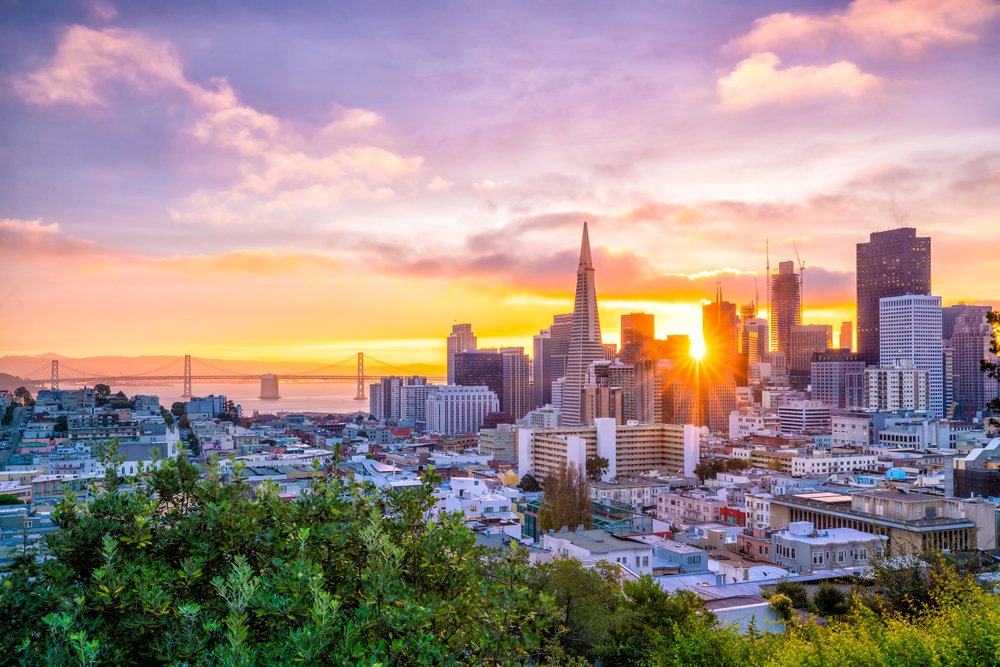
[[702, 294, 739, 358], [446, 324, 477, 384], [951, 309, 998, 418], [840, 321, 853, 352], [856, 228, 931, 365], [789, 324, 833, 389], [770, 260, 801, 354], [741, 318, 769, 363], [621, 312, 655, 360], [562, 222, 604, 427], [879, 294, 943, 417], [454, 350, 503, 408], [531, 328, 551, 410], [501, 347, 531, 420]]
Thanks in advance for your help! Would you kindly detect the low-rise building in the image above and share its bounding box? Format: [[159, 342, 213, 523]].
[[541, 528, 653, 576], [772, 521, 887, 573]]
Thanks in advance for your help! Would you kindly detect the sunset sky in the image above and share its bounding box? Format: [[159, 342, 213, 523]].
[[2, 0, 999, 367]]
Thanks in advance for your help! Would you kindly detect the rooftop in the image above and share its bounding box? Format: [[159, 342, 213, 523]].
[[546, 528, 650, 554]]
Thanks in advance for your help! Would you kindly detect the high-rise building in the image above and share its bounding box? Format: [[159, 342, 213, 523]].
[[426, 385, 499, 436], [789, 324, 833, 389], [531, 328, 551, 410], [770, 260, 801, 354], [370, 376, 429, 421], [951, 309, 998, 418], [602, 343, 618, 361], [702, 292, 739, 357], [401, 382, 439, 426], [810, 350, 865, 409], [840, 322, 853, 352], [621, 312, 655, 361], [446, 324, 477, 384], [879, 294, 943, 416], [943, 304, 992, 340], [741, 318, 769, 363], [856, 228, 931, 365], [454, 350, 503, 406], [501, 347, 531, 420], [865, 360, 929, 413], [562, 223, 604, 427]]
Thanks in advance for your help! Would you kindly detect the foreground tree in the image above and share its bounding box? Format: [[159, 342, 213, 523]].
[[982, 311, 1000, 412], [538, 462, 592, 533], [0, 451, 557, 665]]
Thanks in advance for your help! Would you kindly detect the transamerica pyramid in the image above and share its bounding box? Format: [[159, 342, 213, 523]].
[[561, 222, 604, 426]]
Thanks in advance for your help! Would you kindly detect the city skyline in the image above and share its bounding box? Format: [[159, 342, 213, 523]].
[[2, 1, 1000, 363]]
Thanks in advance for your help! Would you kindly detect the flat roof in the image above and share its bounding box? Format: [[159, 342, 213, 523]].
[[547, 528, 650, 554]]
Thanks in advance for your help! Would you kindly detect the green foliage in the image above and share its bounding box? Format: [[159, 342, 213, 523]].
[[160, 408, 174, 427], [585, 456, 609, 482], [531, 556, 622, 661], [93, 384, 111, 401], [518, 473, 542, 493], [694, 457, 750, 482], [54, 415, 68, 434], [0, 494, 25, 505], [170, 401, 186, 418], [0, 452, 557, 666], [13, 386, 33, 405], [539, 463, 592, 533], [2, 404, 15, 425], [812, 582, 850, 619], [982, 311, 1000, 412], [770, 593, 795, 622], [772, 580, 812, 612]]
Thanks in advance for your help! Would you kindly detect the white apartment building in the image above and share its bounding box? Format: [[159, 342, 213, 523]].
[[517, 419, 700, 482], [425, 385, 499, 436], [745, 491, 772, 528], [777, 400, 831, 434], [831, 413, 876, 448], [865, 360, 929, 413], [728, 410, 780, 438], [401, 383, 438, 424], [790, 452, 878, 476], [542, 528, 653, 576], [879, 295, 943, 417]]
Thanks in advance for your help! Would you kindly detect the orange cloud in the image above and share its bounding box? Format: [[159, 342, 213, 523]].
[[716, 52, 884, 112], [728, 0, 1000, 58]]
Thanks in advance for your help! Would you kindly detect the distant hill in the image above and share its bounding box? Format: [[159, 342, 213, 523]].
[[0, 372, 45, 392], [0, 354, 445, 380]]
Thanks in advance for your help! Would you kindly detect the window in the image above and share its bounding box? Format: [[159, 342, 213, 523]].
[[643, 556, 649, 567], [837, 550, 846, 563]]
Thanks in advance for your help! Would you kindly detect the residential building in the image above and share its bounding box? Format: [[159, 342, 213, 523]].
[[865, 360, 930, 413], [425, 385, 499, 436], [773, 522, 887, 573], [947, 437, 1000, 503], [777, 400, 831, 434], [517, 419, 700, 482], [542, 528, 653, 575], [856, 227, 931, 365], [840, 321, 853, 352], [811, 350, 866, 409]]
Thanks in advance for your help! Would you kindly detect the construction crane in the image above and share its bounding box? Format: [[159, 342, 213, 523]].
[[793, 241, 805, 318]]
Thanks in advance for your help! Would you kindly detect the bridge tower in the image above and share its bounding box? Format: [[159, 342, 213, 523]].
[[51, 360, 59, 390], [182, 355, 193, 398], [354, 352, 367, 401]]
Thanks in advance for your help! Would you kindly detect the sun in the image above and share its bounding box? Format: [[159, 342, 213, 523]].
[[689, 336, 707, 361]]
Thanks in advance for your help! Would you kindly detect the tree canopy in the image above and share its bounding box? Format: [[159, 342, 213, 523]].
[[538, 462, 592, 533]]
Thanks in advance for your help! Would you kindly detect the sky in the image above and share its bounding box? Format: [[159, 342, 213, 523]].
[[1, 0, 999, 367]]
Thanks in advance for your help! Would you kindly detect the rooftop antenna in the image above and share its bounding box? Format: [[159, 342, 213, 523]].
[[765, 239, 770, 321], [793, 241, 805, 321]]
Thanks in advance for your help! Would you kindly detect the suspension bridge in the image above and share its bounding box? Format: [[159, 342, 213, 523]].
[[17, 354, 445, 401]]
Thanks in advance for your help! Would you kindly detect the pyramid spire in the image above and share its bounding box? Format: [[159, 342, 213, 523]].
[[579, 221, 593, 268]]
